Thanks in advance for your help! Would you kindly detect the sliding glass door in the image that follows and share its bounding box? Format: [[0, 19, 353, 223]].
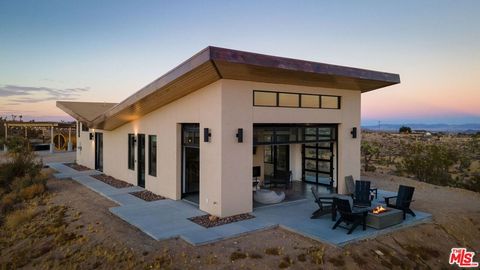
[[264, 145, 290, 179]]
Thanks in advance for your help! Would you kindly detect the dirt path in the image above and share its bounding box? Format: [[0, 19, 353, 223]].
[[1, 173, 479, 269]]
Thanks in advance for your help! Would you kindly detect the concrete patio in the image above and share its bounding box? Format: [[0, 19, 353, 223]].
[[49, 162, 432, 246]]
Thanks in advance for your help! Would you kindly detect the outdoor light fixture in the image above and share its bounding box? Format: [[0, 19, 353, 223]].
[[89, 133, 94, 140], [351, 127, 357, 139], [203, 128, 211, 142], [236, 128, 243, 143]]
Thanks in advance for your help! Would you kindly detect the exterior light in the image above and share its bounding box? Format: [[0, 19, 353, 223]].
[[204, 128, 211, 142], [236, 128, 243, 143], [89, 133, 94, 140], [351, 127, 357, 139]]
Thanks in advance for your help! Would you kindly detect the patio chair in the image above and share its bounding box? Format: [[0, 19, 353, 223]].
[[384, 185, 415, 220], [345, 175, 356, 195], [332, 197, 368, 234], [310, 187, 333, 219], [353, 180, 371, 207], [345, 175, 378, 199]]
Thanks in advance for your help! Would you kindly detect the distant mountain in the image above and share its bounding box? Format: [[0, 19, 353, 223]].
[[362, 123, 480, 133]]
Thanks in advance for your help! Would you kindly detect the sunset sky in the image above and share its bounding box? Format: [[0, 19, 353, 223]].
[[1, 0, 479, 125]]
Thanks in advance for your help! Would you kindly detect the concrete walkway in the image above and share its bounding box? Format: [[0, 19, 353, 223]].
[[49, 162, 431, 246]]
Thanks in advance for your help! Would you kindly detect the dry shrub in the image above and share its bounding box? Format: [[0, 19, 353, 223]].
[[1, 192, 18, 213], [265, 247, 281, 256], [19, 183, 45, 200], [230, 251, 247, 261], [5, 208, 35, 229]]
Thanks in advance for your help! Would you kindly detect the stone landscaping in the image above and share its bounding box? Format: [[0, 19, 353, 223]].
[[92, 174, 133, 188], [130, 190, 165, 201], [64, 162, 90, 171], [188, 213, 255, 228]]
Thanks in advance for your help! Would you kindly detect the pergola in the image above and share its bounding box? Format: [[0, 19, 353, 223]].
[[3, 122, 76, 153]]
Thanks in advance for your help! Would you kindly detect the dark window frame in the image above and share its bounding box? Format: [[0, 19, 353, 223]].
[[128, 134, 135, 170], [81, 122, 89, 132], [148, 135, 157, 177], [253, 90, 341, 109], [253, 124, 336, 146]]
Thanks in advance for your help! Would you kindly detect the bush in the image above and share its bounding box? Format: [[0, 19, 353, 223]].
[[1, 193, 18, 213], [399, 143, 459, 185], [4, 208, 35, 229], [10, 175, 47, 193], [19, 183, 46, 201], [0, 137, 42, 192], [399, 126, 412, 133], [361, 141, 380, 172]]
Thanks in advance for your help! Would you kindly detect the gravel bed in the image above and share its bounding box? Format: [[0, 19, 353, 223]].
[[64, 163, 91, 171], [130, 190, 165, 201], [92, 174, 133, 188], [188, 213, 255, 228]]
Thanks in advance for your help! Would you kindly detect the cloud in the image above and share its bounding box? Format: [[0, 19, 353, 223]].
[[0, 84, 89, 103]]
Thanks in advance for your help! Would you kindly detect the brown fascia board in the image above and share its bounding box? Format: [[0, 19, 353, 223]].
[[91, 46, 400, 129], [90, 47, 214, 128], [209, 46, 401, 91]]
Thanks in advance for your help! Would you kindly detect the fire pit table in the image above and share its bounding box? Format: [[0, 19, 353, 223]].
[[366, 206, 403, 229]]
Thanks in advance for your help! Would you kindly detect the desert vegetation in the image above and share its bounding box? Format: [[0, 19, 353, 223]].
[[362, 131, 480, 192], [0, 137, 47, 223]]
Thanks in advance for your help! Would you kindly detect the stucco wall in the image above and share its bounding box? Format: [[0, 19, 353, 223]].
[[76, 122, 95, 169], [75, 78, 361, 217], [76, 81, 224, 216], [221, 80, 361, 195]]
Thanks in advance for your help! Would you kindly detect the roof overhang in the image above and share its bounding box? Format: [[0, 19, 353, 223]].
[[56, 101, 117, 127], [59, 46, 400, 130]]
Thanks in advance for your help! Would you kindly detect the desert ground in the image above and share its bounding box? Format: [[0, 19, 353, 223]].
[[0, 168, 480, 269], [1, 151, 479, 269]]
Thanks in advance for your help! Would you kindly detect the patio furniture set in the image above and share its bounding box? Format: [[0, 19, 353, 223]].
[[311, 176, 416, 234]]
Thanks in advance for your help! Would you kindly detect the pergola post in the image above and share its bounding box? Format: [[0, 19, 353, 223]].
[[67, 127, 72, 151], [50, 125, 54, 153], [3, 123, 7, 152]]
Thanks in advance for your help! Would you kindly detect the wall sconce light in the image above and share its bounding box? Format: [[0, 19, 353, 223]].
[[203, 128, 211, 142], [89, 133, 94, 140], [236, 128, 243, 143], [351, 127, 357, 139]]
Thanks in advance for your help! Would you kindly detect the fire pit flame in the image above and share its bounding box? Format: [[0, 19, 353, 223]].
[[372, 205, 389, 214]]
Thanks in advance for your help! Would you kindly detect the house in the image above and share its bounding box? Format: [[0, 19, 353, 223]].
[[57, 46, 400, 218]]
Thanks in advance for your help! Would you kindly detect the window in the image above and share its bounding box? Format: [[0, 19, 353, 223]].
[[77, 122, 81, 137], [253, 91, 277, 106], [301, 94, 320, 108], [321, 96, 340, 109], [81, 122, 89, 132], [253, 125, 336, 145], [253, 90, 340, 109], [128, 134, 135, 170], [278, 93, 299, 107], [148, 135, 157, 176]]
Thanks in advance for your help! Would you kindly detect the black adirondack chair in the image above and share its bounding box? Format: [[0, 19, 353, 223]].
[[310, 187, 333, 219], [385, 185, 415, 219], [353, 180, 372, 207], [332, 197, 368, 234], [345, 176, 378, 199]]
